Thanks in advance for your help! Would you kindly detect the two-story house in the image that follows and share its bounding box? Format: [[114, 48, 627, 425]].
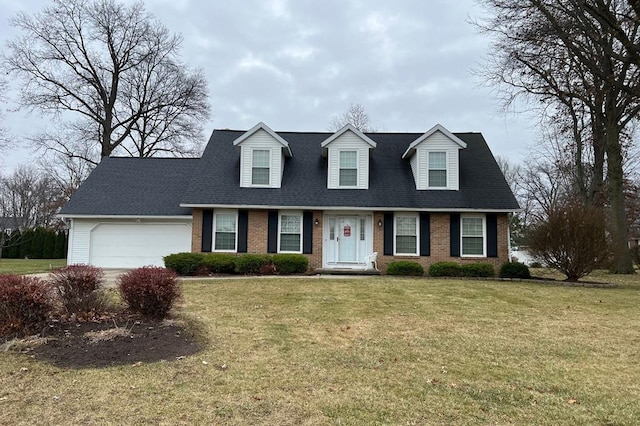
[[60, 123, 519, 273]]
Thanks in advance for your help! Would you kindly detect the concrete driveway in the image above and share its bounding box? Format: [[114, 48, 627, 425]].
[[30, 268, 130, 288]]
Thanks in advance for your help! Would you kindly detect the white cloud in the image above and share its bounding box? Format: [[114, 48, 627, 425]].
[[0, 0, 535, 169]]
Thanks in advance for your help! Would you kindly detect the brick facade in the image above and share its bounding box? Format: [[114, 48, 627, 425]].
[[191, 209, 203, 253], [373, 212, 509, 273], [192, 209, 510, 274]]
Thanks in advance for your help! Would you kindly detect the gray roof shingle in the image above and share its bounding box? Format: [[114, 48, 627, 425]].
[[59, 157, 198, 216], [60, 129, 519, 216], [181, 129, 519, 211]]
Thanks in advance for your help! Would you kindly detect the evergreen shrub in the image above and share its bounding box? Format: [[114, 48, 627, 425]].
[[499, 262, 532, 279], [272, 254, 309, 274], [386, 261, 424, 276], [428, 261, 463, 277]]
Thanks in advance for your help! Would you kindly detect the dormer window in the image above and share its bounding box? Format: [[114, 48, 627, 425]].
[[402, 124, 467, 191], [233, 122, 292, 189], [252, 149, 271, 186], [428, 151, 447, 188], [339, 151, 358, 187], [321, 124, 376, 190]]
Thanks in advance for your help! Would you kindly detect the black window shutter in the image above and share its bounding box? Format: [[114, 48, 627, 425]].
[[303, 211, 313, 254], [237, 210, 248, 253], [487, 214, 498, 257], [383, 213, 394, 256], [450, 213, 460, 257], [420, 213, 430, 256], [267, 210, 278, 253], [201, 209, 213, 252]]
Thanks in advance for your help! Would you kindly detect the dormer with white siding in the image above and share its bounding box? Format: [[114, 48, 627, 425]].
[[321, 124, 377, 189], [402, 124, 467, 191], [233, 122, 293, 188]]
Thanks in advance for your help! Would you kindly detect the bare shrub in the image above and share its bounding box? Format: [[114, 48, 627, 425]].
[[118, 267, 181, 319], [49, 265, 106, 317], [527, 201, 608, 281], [0, 275, 54, 337]]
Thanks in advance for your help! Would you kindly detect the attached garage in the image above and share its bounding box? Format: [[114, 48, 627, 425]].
[[58, 157, 199, 269], [67, 219, 192, 268]]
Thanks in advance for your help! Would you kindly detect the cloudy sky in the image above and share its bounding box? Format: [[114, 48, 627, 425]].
[[0, 0, 538, 172]]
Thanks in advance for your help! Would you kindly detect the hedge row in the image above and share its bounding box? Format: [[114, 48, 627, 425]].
[[428, 261, 496, 278], [1, 228, 67, 259], [163, 252, 309, 276]]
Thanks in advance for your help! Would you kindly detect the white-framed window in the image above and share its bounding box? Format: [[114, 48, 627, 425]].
[[394, 214, 419, 255], [428, 151, 447, 188], [461, 215, 485, 257], [252, 149, 271, 186], [214, 210, 237, 252], [279, 212, 302, 253], [339, 150, 358, 187]]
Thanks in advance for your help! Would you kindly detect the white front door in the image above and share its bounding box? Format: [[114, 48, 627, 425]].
[[337, 216, 358, 262], [324, 213, 373, 267]]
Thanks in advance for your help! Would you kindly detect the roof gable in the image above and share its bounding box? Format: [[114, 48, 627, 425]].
[[402, 124, 467, 159], [233, 122, 293, 157], [320, 124, 377, 153]]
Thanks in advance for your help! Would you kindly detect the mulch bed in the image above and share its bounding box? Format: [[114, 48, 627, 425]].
[[3, 312, 202, 369]]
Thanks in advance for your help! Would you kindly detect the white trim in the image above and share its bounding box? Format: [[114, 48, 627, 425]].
[[320, 124, 377, 149], [278, 211, 303, 254], [181, 204, 520, 213], [402, 123, 467, 159], [426, 150, 448, 189], [58, 214, 193, 219], [213, 209, 238, 253], [394, 213, 420, 256], [461, 214, 486, 257], [338, 149, 359, 188], [233, 122, 292, 157], [250, 148, 271, 187]]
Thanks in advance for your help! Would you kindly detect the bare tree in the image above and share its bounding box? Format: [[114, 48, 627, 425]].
[[329, 103, 375, 132], [475, 0, 640, 273], [0, 166, 61, 229], [0, 78, 8, 156], [3, 0, 209, 163], [38, 148, 95, 202]]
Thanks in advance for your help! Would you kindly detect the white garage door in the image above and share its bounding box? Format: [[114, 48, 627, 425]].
[[89, 222, 191, 268]]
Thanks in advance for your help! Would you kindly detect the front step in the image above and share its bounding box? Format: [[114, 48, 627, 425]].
[[315, 268, 381, 275]]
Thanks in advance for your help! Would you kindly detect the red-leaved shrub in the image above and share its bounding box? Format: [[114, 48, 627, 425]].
[[0, 275, 54, 337], [118, 267, 181, 319], [49, 265, 106, 316]]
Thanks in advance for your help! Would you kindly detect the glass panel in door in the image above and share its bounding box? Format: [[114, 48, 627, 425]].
[[337, 217, 357, 262]]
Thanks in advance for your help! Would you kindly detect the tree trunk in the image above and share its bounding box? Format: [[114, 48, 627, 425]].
[[605, 121, 634, 274], [590, 112, 606, 205]]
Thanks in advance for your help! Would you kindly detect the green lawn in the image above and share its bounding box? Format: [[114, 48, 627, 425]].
[[0, 258, 67, 275], [2, 275, 640, 425]]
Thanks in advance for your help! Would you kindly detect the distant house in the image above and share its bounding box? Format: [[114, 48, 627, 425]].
[[630, 220, 640, 248], [59, 123, 520, 272], [0, 217, 24, 234]]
